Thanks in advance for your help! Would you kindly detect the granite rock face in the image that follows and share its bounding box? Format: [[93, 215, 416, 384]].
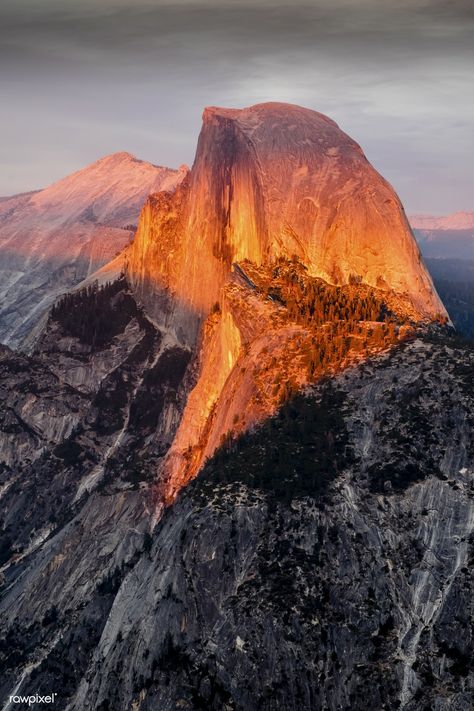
[[127, 103, 449, 500], [0, 153, 186, 349], [128, 103, 446, 337], [67, 335, 474, 711], [161, 260, 419, 500], [1, 332, 473, 710], [0, 104, 469, 711], [0, 279, 191, 588]]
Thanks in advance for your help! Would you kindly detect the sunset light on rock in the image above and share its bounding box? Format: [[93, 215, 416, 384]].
[[0, 2, 472, 709], [128, 103, 446, 332]]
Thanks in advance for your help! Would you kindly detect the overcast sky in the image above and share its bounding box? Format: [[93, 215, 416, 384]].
[[1, 0, 472, 213]]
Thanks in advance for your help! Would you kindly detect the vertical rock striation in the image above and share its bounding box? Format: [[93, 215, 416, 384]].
[[128, 102, 446, 333], [127, 103, 448, 496]]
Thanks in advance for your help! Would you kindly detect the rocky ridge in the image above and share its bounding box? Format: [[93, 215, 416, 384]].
[[410, 212, 474, 261], [410, 212, 474, 231], [161, 258, 418, 500]]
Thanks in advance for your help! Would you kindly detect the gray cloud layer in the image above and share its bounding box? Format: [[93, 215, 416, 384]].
[[1, 0, 473, 212]]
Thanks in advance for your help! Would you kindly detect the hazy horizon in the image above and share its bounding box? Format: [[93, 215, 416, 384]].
[[1, 0, 473, 214]]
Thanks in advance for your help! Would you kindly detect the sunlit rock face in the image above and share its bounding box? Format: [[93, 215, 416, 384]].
[[127, 102, 448, 497], [162, 266, 319, 497], [0, 153, 186, 349], [0, 107, 468, 710], [128, 102, 446, 340]]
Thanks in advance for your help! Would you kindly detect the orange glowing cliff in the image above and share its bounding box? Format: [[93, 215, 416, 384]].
[[124, 102, 447, 500]]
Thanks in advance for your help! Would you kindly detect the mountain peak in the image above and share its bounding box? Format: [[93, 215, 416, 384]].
[[0, 152, 185, 348], [28, 150, 183, 215], [131, 102, 446, 329], [95, 150, 139, 166], [126, 101, 448, 492], [72, 150, 173, 176], [94, 151, 171, 172]]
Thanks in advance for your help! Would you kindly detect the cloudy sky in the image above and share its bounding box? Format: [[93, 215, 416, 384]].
[[1, 0, 472, 213]]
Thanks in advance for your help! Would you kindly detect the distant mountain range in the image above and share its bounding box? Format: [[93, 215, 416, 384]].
[[409, 212, 474, 260], [410, 211, 474, 231], [407, 212, 474, 339]]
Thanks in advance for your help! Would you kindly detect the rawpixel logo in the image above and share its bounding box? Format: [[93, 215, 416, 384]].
[[8, 694, 57, 706]]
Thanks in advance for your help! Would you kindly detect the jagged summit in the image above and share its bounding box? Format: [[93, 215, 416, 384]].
[[94, 150, 139, 164], [90, 151, 157, 171], [27, 152, 182, 220], [93, 151, 185, 175]]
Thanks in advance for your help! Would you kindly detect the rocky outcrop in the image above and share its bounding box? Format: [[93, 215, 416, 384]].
[[0, 346, 88, 470], [1, 332, 473, 710], [161, 260, 419, 499], [0, 153, 187, 349], [0, 280, 196, 711], [67, 335, 474, 711], [126, 102, 449, 500], [128, 102, 446, 338], [0, 279, 192, 562]]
